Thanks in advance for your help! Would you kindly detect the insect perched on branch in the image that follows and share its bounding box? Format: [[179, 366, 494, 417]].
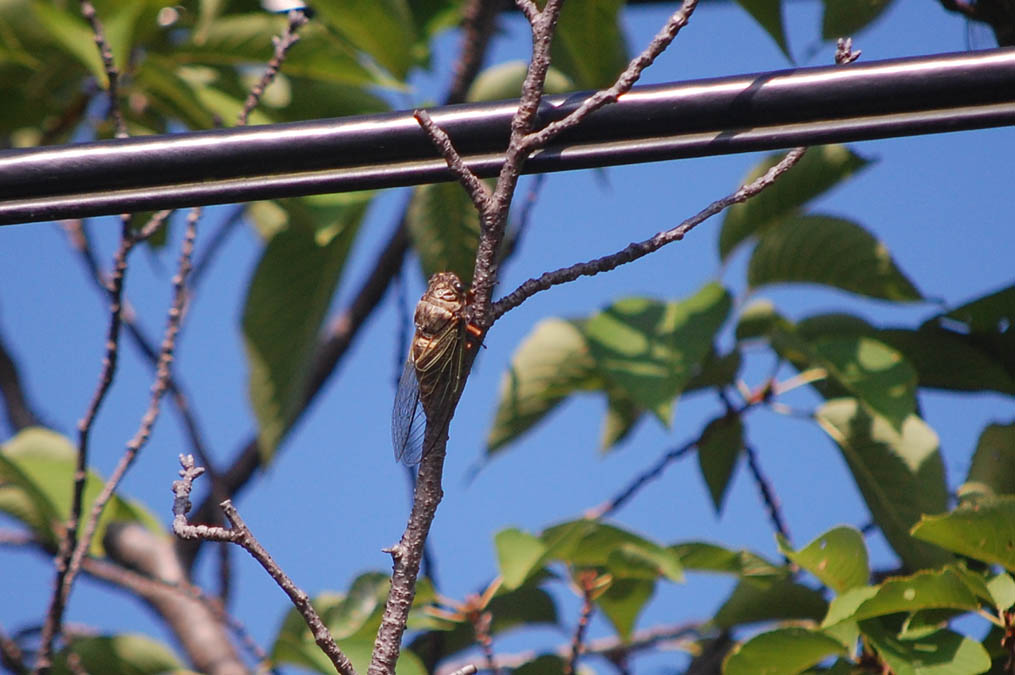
[[392, 271, 481, 465]]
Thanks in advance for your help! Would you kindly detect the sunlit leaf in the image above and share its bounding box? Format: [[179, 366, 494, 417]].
[[962, 423, 1015, 498], [312, 0, 418, 79], [816, 399, 951, 570], [911, 497, 1015, 571], [0, 428, 163, 557], [723, 627, 846, 675], [582, 284, 731, 425], [596, 577, 654, 640], [670, 541, 786, 581], [778, 526, 869, 593], [486, 319, 600, 454], [847, 569, 979, 623], [467, 61, 573, 102], [719, 145, 872, 259], [57, 633, 184, 675], [496, 528, 549, 590], [748, 215, 921, 301]]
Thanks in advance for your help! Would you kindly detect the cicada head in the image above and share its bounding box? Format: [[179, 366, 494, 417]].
[[425, 271, 467, 309]]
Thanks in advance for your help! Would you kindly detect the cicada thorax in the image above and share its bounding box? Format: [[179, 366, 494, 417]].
[[410, 272, 469, 418]]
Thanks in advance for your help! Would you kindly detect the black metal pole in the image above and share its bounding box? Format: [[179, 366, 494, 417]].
[[1, 48, 1013, 226]]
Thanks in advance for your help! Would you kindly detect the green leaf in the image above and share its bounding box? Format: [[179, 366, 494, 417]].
[[861, 618, 991, 675], [486, 319, 600, 454], [243, 194, 369, 461], [0, 428, 163, 556], [407, 182, 481, 287], [747, 215, 922, 301], [496, 528, 549, 590], [911, 497, 1015, 571], [696, 415, 744, 513], [877, 328, 1015, 396], [811, 336, 917, 431], [512, 654, 568, 675], [57, 633, 184, 675], [723, 627, 847, 675], [582, 283, 732, 424], [670, 541, 786, 581], [273, 573, 428, 675], [32, 3, 106, 87], [549, 521, 683, 583], [714, 577, 828, 628], [596, 577, 654, 640], [930, 285, 1015, 385], [549, 0, 629, 89], [847, 569, 980, 623], [962, 423, 1015, 498], [822, 0, 895, 39], [816, 399, 951, 570], [778, 526, 869, 593], [600, 388, 643, 450], [466, 61, 574, 102], [312, 0, 418, 79], [985, 573, 1015, 611], [735, 0, 791, 59], [719, 145, 872, 259]]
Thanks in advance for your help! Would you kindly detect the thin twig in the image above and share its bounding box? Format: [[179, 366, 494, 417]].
[[446, 0, 501, 105], [414, 110, 493, 207], [744, 443, 792, 545], [35, 216, 133, 673], [585, 439, 697, 520], [470, 611, 498, 675], [0, 625, 27, 675], [78, 0, 126, 138], [563, 579, 597, 675], [50, 208, 201, 669], [238, 9, 309, 126], [172, 455, 356, 675], [493, 146, 807, 320]]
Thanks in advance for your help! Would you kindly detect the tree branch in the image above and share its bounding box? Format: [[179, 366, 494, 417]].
[[492, 146, 808, 320], [238, 9, 309, 126], [172, 455, 356, 675]]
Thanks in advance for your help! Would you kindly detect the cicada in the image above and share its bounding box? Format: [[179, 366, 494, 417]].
[[391, 271, 480, 465]]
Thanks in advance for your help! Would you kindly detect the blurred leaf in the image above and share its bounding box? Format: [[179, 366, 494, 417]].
[[312, 0, 418, 79], [550, 0, 629, 89], [714, 577, 828, 628], [684, 348, 742, 393], [57, 633, 184, 675], [723, 627, 847, 675], [273, 573, 429, 675], [466, 61, 573, 102], [0, 428, 163, 557], [735, 298, 784, 341], [134, 56, 220, 129], [670, 541, 786, 581], [735, 0, 791, 59], [877, 328, 1015, 396], [407, 182, 481, 287], [719, 145, 872, 259], [486, 319, 600, 455], [816, 399, 951, 570], [838, 569, 979, 624], [861, 618, 990, 675], [985, 573, 1015, 611], [546, 521, 683, 582], [32, 3, 106, 86], [822, 0, 895, 39], [811, 336, 917, 431], [600, 388, 643, 450], [932, 284, 1015, 383], [243, 193, 370, 462], [496, 528, 549, 590], [911, 497, 1015, 571], [582, 284, 732, 425], [962, 423, 1015, 498], [748, 215, 922, 301], [696, 414, 744, 513], [778, 526, 869, 593], [596, 577, 654, 641], [512, 654, 567, 675]]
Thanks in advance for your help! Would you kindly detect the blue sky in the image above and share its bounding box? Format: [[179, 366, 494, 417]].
[[1, 0, 1013, 672]]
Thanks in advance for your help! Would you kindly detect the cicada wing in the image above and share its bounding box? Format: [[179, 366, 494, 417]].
[[392, 359, 426, 466]]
